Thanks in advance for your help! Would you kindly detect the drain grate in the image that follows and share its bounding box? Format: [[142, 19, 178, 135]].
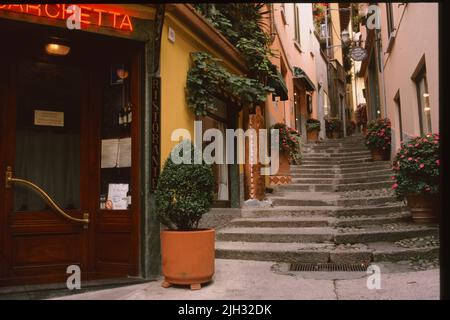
[[289, 263, 368, 272]]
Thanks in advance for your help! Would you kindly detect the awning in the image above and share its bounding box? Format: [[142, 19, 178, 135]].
[[293, 66, 316, 92], [268, 65, 289, 101]]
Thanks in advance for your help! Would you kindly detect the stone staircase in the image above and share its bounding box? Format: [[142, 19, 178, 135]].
[[216, 135, 439, 264]]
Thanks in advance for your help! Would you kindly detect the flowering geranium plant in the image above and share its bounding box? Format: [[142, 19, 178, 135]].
[[391, 133, 440, 200], [270, 123, 301, 160], [324, 117, 342, 133], [306, 118, 321, 132], [365, 118, 391, 151]]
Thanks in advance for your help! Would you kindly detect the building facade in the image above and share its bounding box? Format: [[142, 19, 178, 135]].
[[358, 2, 439, 156]]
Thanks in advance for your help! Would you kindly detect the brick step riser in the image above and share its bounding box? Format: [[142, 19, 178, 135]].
[[303, 148, 369, 154]]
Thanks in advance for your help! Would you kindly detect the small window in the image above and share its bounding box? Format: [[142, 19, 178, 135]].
[[294, 4, 301, 46], [415, 66, 432, 134]]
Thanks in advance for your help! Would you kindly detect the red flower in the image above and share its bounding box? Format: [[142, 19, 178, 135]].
[[408, 157, 413, 161], [392, 183, 398, 190], [436, 160, 440, 166], [419, 163, 425, 169]]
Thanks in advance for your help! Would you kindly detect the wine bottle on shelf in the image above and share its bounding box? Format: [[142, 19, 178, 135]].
[[126, 102, 132, 125], [118, 107, 124, 127]]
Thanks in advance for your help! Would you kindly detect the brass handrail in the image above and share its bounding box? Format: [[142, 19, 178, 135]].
[[5, 166, 89, 227]]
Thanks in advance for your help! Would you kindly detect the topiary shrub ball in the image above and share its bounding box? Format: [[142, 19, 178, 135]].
[[155, 140, 215, 231]]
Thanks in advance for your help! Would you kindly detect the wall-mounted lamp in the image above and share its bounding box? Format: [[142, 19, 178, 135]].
[[45, 43, 71, 56]]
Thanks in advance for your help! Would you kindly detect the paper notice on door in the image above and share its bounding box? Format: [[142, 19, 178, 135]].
[[34, 110, 64, 127], [101, 138, 132, 168], [107, 183, 129, 210]]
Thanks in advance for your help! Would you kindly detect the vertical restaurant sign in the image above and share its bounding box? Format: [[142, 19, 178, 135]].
[[151, 77, 161, 192], [0, 4, 133, 31]]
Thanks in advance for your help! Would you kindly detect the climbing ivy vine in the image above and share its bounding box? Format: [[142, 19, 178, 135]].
[[186, 52, 274, 117]]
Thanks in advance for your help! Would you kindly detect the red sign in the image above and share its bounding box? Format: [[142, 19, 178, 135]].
[[0, 4, 133, 31]]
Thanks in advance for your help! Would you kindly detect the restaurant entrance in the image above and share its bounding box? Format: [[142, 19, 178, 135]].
[[0, 20, 143, 287]]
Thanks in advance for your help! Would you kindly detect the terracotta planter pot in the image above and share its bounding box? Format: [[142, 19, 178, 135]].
[[307, 129, 320, 142], [277, 152, 291, 176], [161, 229, 215, 290], [331, 131, 340, 139], [406, 193, 439, 224], [370, 148, 390, 161]]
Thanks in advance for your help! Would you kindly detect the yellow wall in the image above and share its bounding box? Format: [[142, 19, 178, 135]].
[[160, 13, 244, 167], [330, 3, 343, 65]]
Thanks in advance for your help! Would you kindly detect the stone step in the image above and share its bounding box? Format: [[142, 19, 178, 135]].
[[269, 193, 398, 207], [242, 203, 406, 218], [216, 224, 437, 244], [215, 241, 333, 263], [229, 216, 331, 228], [277, 180, 392, 192], [290, 166, 392, 176], [334, 212, 411, 227], [302, 147, 369, 153], [300, 157, 373, 165], [291, 173, 391, 185], [292, 168, 392, 179], [216, 240, 439, 264], [216, 227, 335, 243], [292, 161, 391, 170], [301, 153, 371, 160], [334, 225, 438, 244], [369, 238, 440, 262]]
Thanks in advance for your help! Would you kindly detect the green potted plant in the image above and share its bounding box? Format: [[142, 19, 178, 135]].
[[306, 118, 321, 142], [269, 123, 301, 176], [392, 133, 440, 223], [346, 120, 356, 136], [156, 140, 216, 290], [365, 118, 391, 160], [325, 117, 342, 139]]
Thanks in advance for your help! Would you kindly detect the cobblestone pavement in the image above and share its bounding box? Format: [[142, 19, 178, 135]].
[[53, 259, 439, 300]]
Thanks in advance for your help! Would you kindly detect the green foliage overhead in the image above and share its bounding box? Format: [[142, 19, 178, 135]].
[[186, 51, 274, 117], [392, 133, 440, 200], [193, 3, 278, 85], [155, 140, 215, 230]]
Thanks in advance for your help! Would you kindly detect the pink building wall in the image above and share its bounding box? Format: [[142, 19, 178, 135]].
[[379, 3, 439, 153]]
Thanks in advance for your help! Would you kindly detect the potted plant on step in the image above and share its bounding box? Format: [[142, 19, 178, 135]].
[[365, 118, 391, 161], [270, 123, 301, 175], [346, 120, 356, 136], [325, 117, 342, 139], [392, 133, 440, 223], [306, 118, 321, 142], [156, 140, 216, 290]]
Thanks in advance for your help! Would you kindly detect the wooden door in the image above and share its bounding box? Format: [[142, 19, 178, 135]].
[[0, 56, 92, 287], [0, 20, 142, 287]]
